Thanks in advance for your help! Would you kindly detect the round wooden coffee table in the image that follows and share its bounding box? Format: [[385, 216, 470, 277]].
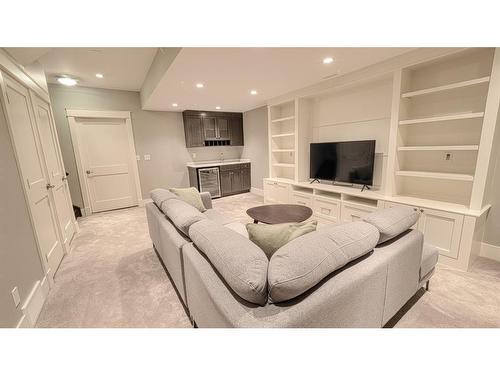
[[246, 204, 313, 224]]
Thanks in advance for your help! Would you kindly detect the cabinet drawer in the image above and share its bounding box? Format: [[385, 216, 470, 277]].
[[341, 202, 377, 222], [289, 192, 313, 208], [313, 197, 340, 221]]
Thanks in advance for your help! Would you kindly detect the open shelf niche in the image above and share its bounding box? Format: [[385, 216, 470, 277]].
[[268, 98, 312, 182], [390, 48, 496, 208]]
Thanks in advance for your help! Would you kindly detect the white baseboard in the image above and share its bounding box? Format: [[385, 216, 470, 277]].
[[81, 206, 91, 217], [19, 276, 50, 328], [250, 187, 264, 196], [480, 242, 500, 262]]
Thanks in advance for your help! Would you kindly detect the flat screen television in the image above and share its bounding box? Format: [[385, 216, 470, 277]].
[[310, 140, 376, 186]]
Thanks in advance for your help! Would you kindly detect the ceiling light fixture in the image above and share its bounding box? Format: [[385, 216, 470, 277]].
[[95, 73, 104, 78], [172, 103, 178, 107], [196, 83, 204, 88], [215, 106, 221, 110], [57, 77, 77, 86], [250, 90, 258, 95], [323, 57, 334, 64]]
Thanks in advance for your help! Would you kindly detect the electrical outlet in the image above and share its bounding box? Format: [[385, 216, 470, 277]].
[[144, 154, 151, 161], [136, 155, 141, 161], [445, 153, 452, 161], [11, 287, 20, 308]]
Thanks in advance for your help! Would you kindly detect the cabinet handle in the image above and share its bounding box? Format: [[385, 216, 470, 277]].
[[413, 208, 418, 211], [420, 209, 424, 213], [46, 183, 55, 190]]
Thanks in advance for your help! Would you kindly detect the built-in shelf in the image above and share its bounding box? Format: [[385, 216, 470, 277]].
[[271, 132, 295, 138], [273, 163, 295, 168], [271, 115, 295, 123], [398, 145, 479, 151], [396, 170, 474, 181], [272, 149, 295, 153], [401, 76, 490, 98], [399, 112, 484, 125]]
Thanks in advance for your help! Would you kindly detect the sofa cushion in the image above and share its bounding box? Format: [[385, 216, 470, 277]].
[[363, 206, 419, 244], [169, 187, 206, 212], [150, 188, 178, 209], [268, 221, 380, 303], [204, 208, 235, 226], [162, 198, 206, 235], [420, 243, 439, 280], [246, 220, 317, 259], [189, 219, 269, 305]]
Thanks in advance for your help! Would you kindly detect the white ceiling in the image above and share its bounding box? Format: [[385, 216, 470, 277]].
[[27, 48, 157, 91], [143, 48, 414, 112]]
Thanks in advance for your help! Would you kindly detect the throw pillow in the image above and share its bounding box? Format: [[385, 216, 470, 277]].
[[363, 206, 419, 244], [246, 220, 317, 259], [169, 187, 207, 212]]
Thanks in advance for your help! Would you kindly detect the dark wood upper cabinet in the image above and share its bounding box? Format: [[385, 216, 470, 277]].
[[202, 116, 217, 139], [183, 115, 205, 147], [229, 117, 244, 146], [217, 117, 229, 139], [183, 110, 243, 147]]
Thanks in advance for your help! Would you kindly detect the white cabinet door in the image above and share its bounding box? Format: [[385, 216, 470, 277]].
[[263, 180, 289, 204], [31, 94, 75, 250], [418, 208, 463, 259], [1, 73, 64, 279]]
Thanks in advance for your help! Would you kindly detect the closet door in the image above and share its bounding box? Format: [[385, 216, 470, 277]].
[[31, 93, 75, 249], [0, 73, 64, 279]]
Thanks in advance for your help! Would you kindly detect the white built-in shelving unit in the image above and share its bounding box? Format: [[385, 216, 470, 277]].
[[268, 100, 297, 181], [389, 48, 497, 208], [265, 48, 500, 270]]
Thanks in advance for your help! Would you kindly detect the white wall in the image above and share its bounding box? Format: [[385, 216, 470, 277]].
[[241, 106, 269, 189], [310, 77, 393, 190]]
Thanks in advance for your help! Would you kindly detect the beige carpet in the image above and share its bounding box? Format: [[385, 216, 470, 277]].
[[37, 192, 500, 328]]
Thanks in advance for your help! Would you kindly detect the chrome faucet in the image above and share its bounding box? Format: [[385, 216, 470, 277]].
[[220, 152, 224, 163]]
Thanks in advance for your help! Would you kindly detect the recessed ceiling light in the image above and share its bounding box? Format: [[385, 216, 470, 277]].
[[57, 77, 77, 86], [172, 103, 178, 107], [95, 73, 103, 78], [215, 106, 221, 110], [196, 83, 204, 88], [323, 57, 334, 64], [250, 90, 258, 95]]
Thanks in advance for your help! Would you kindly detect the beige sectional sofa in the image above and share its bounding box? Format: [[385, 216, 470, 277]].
[[146, 188, 438, 327]]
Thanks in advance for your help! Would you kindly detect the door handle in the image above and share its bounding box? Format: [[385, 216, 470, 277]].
[[46, 183, 55, 190], [86, 170, 92, 175]]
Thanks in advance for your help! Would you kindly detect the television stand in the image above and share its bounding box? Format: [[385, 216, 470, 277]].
[[361, 185, 371, 192]]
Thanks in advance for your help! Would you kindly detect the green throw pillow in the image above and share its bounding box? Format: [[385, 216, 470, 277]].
[[246, 220, 317, 259], [169, 187, 206, 212]]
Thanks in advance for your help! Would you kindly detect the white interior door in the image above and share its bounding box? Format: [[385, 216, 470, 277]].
[[1, 73, 64, 279], [74, 116, 139, 213], [31, 94, 75, 249]]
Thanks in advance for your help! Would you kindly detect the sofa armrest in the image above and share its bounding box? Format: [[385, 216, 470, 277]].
[[200, 192, 213, 209]]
